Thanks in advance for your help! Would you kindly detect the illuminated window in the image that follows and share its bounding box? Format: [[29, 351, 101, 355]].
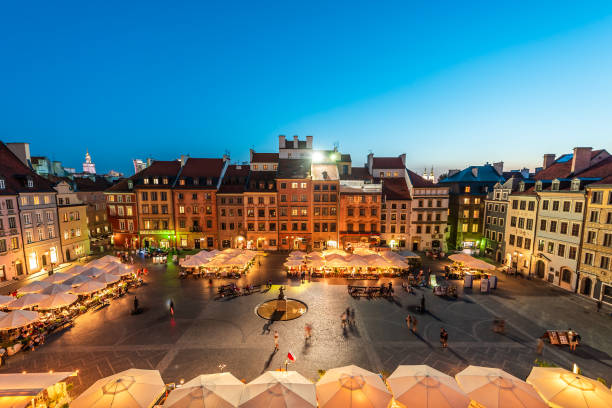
[[464, 186, 470, 193], [472, 224, 478, 232], [28, 252, 38, 270], [153, 178, 159, 184], [179, 206, 185, 214], [462, 223, 468, 232], [292, 182, 298, 188], [463, 198, 470, 205], [49, 247, 57, 263]]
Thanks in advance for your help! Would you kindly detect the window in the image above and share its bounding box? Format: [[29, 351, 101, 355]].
[[601, 256, 610, 270], [571, 224, 580, 237], [603, 233, 612, 247], [516, 236, 523, 247], [575, 202, 583, 213], [462, 223, 468, 232], [547, 242, 554, 254], [474, 198, 480, 204], [542, 200, 549, 210], [464, 186, 470, 193], [519, 201, 526, 210], [512, 200, 518, 210], [589, 210, 599, 223], [560, 222, 568, 235], [509, 234, 515, 245], [586, 231, 596, 244], [526, 219, 533, 230], [591, 191, 603, 204], [584, 252, 593, 265], [528, 201, 535, 211], [510, 216, 517, 227], [538, 240, 545, 251], [562, 201, 571, 212], [463, 198, 470, 205], [552, 201, 559, 211], [568, 246, 577, 260], [549, 221, 557, 233], [557, 244, 565, 257], [518, 218, 525, 229], [473, 210, 479, 218], [524, 238, 531, 250]]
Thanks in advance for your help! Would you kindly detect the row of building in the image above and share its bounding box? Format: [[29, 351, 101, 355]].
[[0, 142, 113, 281], [105, 136, 450, 255], [481, 148, 612, 303], [1, 137, 610, 304]]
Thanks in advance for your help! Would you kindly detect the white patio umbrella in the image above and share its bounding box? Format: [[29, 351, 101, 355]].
[[106, 264, 134, 277], [240, 371, 316, 408], [41, 283, 73, 295], [43, 272, 72, 284], [80, 267, 107, 278], [0, 311, 6, 319], [289, 250, 307, 256], [325, 253, 347, 262], [316, 365, 392, 408], [6, 293, 49, 310], [307, 252, 324, 259], [387, 365, 470, 408], [95, 273, 121, 285], [64, 274, 93, 287], [307, 259, 326, 269], [88, 255, 122, 267], [0, 310, 41, 330], [387, 258, 410, 269], [367, 257, 393, 268], [37, 293, 79, 310], [448, 254, 495, 271], [65, 264, 87, 275], [326, 258, 350, 268], [0, 295, 14, 307], [72, 280, 107, 295], [322, 249, 348, 257], [71, 368, 165, 408], [284, 259, 305, 268], [164, 372, 244, 408], [455, 366, 547, 408], [346, 256, 369, 268], [526, 366, 612, 408], [18, 280, 51, 294]]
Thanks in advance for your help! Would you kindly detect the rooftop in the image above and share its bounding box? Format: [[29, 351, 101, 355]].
[[277, 159, 311, 179], [0, 141, 56, 195]]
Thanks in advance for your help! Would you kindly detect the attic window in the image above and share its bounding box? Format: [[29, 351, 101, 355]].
[[27, 177, 33, 188], [193, 178, 199, 185], [144, 178, 150, 184], [464, 186, 470, 193], [153, 178, 159, 185], [552, 181, 560, 191], [519, 182, 525, 192], [179, 179, 185, 186], [163, 177, 169, 184], [570, 179, 580, 191], [0, 178, 5, 189], [127, 180, 133, 189], [253, 165, 258, 170], [207, 178, 212, 186], [535, 181, 542, 192]]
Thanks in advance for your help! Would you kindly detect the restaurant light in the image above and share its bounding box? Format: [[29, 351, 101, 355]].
[[572, 363, 579, 374]]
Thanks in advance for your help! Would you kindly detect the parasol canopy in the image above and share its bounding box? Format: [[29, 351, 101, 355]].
[[455, 365, 547, 408], [316, 365, 392, 408], [72, 280, 107, 295], [387, 365, 470, 408], [37, 293, 79, 310], [0, 295, 14, 307], [0, 310, 41, 330], [65, 264, 87, 275], [43, 272, 72, 284], [41, 283, 73, 295], [6, 293, 49, 310], [284, 259, 305, 268], [448, 254, 495, 271], [64, 274, 93, 287], [526, 366, 612, 408], [164, 372, 244, 408], [240, 371, 316, 408], [95, 273, 121, 285], [70, 368, 166, 408], [79, 267, 107, 278], [18, 280, 51, 294]]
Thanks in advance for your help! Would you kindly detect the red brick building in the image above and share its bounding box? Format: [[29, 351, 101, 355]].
[[277, 159, 312, 251], [105, 178, 139, 249], [216, 164, 248, 249], [173, 158, 228, 249]]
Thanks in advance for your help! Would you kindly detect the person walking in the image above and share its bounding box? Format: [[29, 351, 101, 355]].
[[411, 316, 418, 334], [420, 295, 426, 313], [304, 324, 312, 341], [406, 315, 412, 331], [133, 296, 139, 314], [536, 337, 544, 355], [273, 330, 279, 351], [596, 300, 602, 313], [169, 299, 175, 316], [350, 307, 356, 326], [341, 312, 347, 328], [440, 328, 448, 348]]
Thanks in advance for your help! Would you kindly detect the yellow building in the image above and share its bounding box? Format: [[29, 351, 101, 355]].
[[580, 177, 612, 303], [54, 181, 90, 261]]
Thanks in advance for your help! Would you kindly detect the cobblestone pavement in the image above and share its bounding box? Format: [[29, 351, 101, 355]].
[[1, 252, 611, 396]]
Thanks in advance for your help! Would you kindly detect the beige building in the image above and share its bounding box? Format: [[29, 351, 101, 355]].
[[579, 175, 612, 303], [0, 194, 25, 281], [504, 184, 539, 277], [408, 170, 449, 252], [54, 181, 90, 261]]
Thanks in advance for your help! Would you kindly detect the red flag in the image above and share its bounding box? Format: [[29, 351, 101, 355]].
[[287, 351, 296, 363]]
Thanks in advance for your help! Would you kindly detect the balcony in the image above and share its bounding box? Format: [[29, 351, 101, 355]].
[[190, 226, 202, 232]]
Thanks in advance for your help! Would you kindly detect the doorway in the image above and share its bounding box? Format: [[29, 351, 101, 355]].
[[535, 260, 545, 279], [42, 254, 48, 267], [412, 242, 418, 251], [65, 249, 71, 261], [194, 239, 200, 249], [581, 277, 592, 296]]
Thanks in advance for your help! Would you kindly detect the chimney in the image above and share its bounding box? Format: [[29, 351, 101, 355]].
[[6, 143, 31, 168], [571, 147, 592, 174], [400, 153, 406, 167], [278, 135, 286, 149], [367, 153, 374, 176], [249, 149, 254, 162], [493, 161, 503, 175], [180, 155, 189, 167], [471, 167, 478, 178], [306, 136, 313, 149], [520, 168, 529, 179], [543, 154, 555, 169]]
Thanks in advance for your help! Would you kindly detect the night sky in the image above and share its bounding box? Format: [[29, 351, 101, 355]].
[[1, 1, 611, 176]]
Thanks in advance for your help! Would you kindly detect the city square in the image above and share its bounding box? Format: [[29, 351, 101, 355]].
[[1, 252, 610, 398]]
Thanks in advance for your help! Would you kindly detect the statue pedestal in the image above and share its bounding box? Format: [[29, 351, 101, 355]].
[[276, 299, 287, 312]]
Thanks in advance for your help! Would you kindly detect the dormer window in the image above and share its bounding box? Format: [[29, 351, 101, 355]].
[[153, 178, 159, 185], [570, 179, 580, 192], [143, 178, 150, 184], [27, 177, 33, 188], [207, 178, 212, 186], [193, 178, 199, 185], [253, 165, 258, 170], [163, 177, 169, 184], [0, 177, 5, 189], [273, 165, 278, 170], [552, 180, 560, 191], [535, 181, 542, 192], [519, 182, 525, 192], [127, 180, 133, 189], [179, 179, 185, 185]]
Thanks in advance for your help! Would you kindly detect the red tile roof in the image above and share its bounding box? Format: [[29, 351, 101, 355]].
[[372, 156, 404, 169], [381, 177, 411, 200], [0, 141, 55, 195], [534, 149, 609, 180], [575, 156, 612, 179], [251, 153, 279, 163], [340, 167, 372, 181], [217, 165, 249, 194], [179, 158, 225, 178], [407, 169, 435, 188]]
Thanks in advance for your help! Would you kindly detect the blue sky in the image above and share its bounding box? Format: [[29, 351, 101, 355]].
[[1, 1, 611, 176]]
